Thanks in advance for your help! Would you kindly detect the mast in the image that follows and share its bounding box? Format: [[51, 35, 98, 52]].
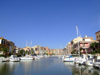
[[76, 26, 80, 57], [30, 41, 32, 47]]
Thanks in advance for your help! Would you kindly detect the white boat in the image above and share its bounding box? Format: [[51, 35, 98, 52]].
[[74, 54, 87, 65], [74, 57, 81, 64], [85, 55, 94, 66], [34, 55, 41, 59], [20, 55, 34, 60], [63, 55, 75, 62], [85, 60, 93, 66], [9, 55, 20, 62], [93, 60, 100, 69], [1, 58, 9, 62]]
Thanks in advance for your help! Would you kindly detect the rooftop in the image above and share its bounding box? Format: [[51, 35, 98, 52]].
[[95, 31, 100, 34]]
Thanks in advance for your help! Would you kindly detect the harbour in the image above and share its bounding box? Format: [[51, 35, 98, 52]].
[[0, 57, 100, 75], [0, 0, 100, 75]]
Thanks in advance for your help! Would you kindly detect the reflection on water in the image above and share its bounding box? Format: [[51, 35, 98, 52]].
[[72, 65, 100, 75], [0, 62, 19, 75], [63, 62, 100, 75], [0, 57, 100, 75]]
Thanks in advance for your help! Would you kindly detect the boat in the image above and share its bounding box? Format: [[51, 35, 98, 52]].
[[9, 55, 20, 62], [63, 55, 75, 62], [74, 54, 87, 65], [1, 58, 9, 62], [85, 55, 94, 66], [59, 55, 65, 59], [85, 60, 93, 66], [20, 55, 34, 60], [93, 60, 100, 69]]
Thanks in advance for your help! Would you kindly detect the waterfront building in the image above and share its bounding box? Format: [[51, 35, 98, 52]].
[[16, 47, 22, 54], [63, 47, 67, 55], [70, 37, 83, 54], [95, 31, 100, 42], [50, 49, 64, 55], [23, 46, 34, 55], [45, 46, 50, 55], [32, 45, 47, 55], [66, 42, 72, 54], [72, 35, 98, 54], [0, 37, 16, 54]]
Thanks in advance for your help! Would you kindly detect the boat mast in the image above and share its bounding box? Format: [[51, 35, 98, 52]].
[[76, 26, 80, 57]]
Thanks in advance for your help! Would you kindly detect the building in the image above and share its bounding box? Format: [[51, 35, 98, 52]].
[[50, 49, 64, 55], [66, 42, 72, 54], [63, 47, 67, 55], [23, 46, 34, 55], [45, 47, 50, 55], [16, 47, 22, 54], [70, 37, 83, 54], [32, 45, 47, 55], [73, 35, 99, 54], [0, 37, 16, 54], [95, 31, 100, 42]]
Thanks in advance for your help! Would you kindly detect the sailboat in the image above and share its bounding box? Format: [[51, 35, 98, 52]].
[[74, 26, 87, 65]]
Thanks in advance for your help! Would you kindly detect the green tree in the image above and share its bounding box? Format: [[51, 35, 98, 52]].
[[20, 49, 25, 56], [25, 50, 28, 55], [1, 47, 9, 58], [30, 49, 34, 55], [90, 42, 100, 54]]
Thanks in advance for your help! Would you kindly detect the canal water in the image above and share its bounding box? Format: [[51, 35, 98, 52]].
[[0, 57, 100, 75]]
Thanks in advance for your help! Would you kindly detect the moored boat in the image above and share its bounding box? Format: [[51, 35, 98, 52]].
[[1, 58, 9, 62], [9, 55, 20, 62], [20, 55, 34, 60], [63, 55, 75, 62]]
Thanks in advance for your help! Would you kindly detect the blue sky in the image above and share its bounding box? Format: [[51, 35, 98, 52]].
[[0, 0, 100, 49]]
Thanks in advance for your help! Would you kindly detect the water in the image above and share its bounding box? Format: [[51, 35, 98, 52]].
[[0, 57, 100, 75]]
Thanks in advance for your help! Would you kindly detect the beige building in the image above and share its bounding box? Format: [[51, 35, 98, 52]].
[[72, 37, 83, 44], [66, 42, 72, 54], [72, 35, 98, 54], [70, 37, 83, 53], [16, 47, 22, 54], [32, 45, 47, 55], [23, 46, 31, 52], [50, 49, 64, 55], [95, 31, 100, 42]]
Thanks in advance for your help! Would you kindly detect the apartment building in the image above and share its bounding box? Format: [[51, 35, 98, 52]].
[[0, 37, 16, 54], [73, 35, 98, 54], [32, 45, 47, 55], [95, 31, 100, 42]]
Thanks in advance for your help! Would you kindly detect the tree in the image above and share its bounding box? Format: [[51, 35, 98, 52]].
[[20, 49, 25, 56], [25, 50, 28, 55], [1, 47, 9, 58], [90, 42, 100, 54], [30, 49, 34, 55]]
